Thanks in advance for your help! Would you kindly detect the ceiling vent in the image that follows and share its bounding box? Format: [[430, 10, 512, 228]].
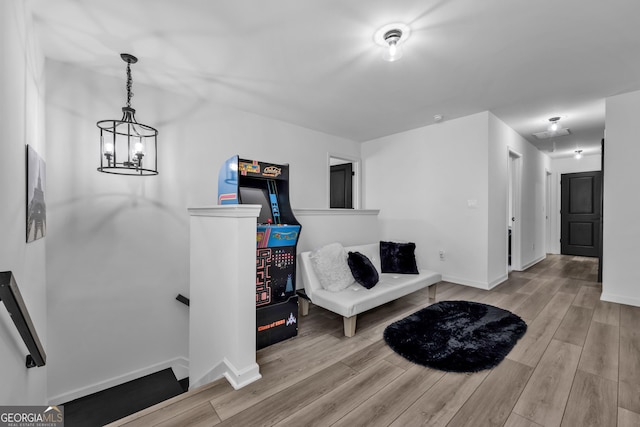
[[532, 128, 572, 140]]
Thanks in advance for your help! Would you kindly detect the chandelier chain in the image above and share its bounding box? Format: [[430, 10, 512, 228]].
[[126, 62, 133, 108]]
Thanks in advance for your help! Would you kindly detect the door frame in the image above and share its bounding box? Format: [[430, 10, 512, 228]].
[[508, 148, 523, 271], [328, 153, 361, 209], [545, 169, 552, 254], [560, 170, 602, 257]]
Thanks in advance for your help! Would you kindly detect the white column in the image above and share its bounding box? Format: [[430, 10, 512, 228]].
[[188, 205, 262, 390]]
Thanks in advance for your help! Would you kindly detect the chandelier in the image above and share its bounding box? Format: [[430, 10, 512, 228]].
[[97, 54, 158, 176]]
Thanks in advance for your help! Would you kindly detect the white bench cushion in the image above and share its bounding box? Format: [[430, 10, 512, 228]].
[[311, 269, 441, 318]]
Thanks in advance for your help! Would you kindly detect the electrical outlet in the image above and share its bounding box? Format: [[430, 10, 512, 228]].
[[439, 250, 445, 261]]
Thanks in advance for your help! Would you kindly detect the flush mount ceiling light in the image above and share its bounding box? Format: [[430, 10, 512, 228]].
[[548, 116, 561, 132], [97, 53, 158, 176], [374, 23, 411, 62], [532, 116, 571, 140], [574, 149, 583, 159]]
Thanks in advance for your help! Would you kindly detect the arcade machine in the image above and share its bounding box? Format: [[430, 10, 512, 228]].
[[218, 156, 301, 349]]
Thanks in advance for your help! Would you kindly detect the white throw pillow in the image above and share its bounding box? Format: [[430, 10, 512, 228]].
[[309, 243, 354, 292]]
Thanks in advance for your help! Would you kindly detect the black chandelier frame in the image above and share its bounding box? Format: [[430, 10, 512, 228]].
[[97, 53, 158, 176]]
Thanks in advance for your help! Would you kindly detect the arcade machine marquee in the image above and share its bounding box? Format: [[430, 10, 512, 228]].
[[218, 156, 301, 349]]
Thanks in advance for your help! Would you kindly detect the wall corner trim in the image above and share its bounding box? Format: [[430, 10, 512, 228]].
[[190, 358, 261, 391], [188, 205, 261, 218], [488, 274, 508, 290]]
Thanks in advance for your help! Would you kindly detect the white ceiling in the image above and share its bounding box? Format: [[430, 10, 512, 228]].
[[28, 0, 640, 158]]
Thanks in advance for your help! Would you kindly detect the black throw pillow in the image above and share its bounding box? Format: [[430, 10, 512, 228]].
[[380, 241, 419, 274], [347, 251, 379, 289]]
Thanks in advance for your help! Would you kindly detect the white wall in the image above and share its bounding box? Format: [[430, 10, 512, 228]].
[[184, 103, 360, 209], [45, 60, 191, 403], [602, 89, 640, 307], [362, 112, 490, 288], [548, 154, 601, 254], [488, 114, 551, 275], [294, 209, 380, 254], [0, 0, 47, 404], [44, 60, 361, 403], [362, 111, 549, 289]]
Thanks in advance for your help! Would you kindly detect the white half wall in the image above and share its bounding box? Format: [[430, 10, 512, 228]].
[[188, 206, 261, 390], [0, 1, 47, 405], [602, 89, 640, 307]]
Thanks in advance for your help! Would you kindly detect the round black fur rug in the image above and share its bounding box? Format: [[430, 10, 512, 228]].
[[383, 300, 527, 372]]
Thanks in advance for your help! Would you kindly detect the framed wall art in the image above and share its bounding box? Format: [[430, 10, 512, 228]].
[[26, 145, 46, 242]]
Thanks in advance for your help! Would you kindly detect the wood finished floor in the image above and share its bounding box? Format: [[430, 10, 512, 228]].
[[109, 255, 640, 427]]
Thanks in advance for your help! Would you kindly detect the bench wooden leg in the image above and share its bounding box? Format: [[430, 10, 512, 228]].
[[343, 315, 357, 337], [300, 298, 310, 316], [428, 283, 437, 301]]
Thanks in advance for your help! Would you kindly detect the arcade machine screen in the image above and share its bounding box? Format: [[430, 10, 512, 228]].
[[239, 186, 272, 224]]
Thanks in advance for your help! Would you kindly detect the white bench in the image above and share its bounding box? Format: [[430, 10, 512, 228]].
[[298, 243, 441, 337]]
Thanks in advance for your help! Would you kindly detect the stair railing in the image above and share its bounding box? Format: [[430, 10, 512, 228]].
[[0, 271, 46, 368]]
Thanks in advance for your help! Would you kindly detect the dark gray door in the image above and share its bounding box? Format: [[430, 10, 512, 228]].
[[561, 171, 602, 257], [330, 163, 353, 208]]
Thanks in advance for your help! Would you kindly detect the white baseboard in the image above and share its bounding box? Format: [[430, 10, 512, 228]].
[[600, 292, 640, 308], [441, 274, 491, 290], [441, 273, 508, 291], [189, 358, 261, 391], [172, 357, 190, 381], [48, 356, 189, 405], [519, 255, 546, 271]]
